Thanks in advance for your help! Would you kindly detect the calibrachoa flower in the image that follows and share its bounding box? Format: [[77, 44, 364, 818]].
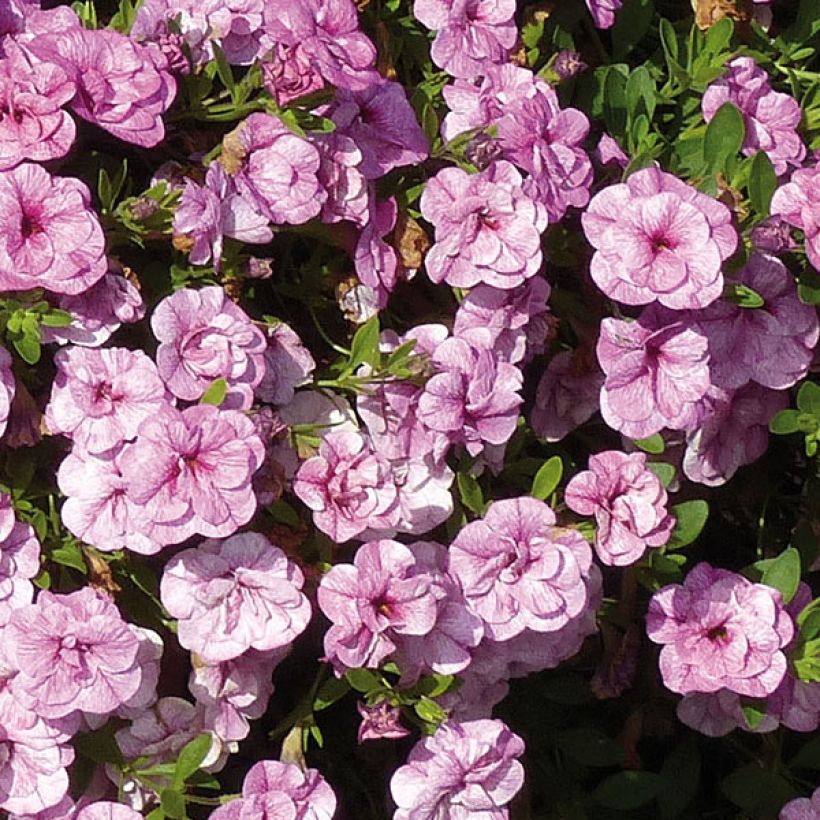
[[390, 719, 525, 820], [75, 803, 143, 820], [357, 701, 410, 743], [311, 131, 369, 226], [317, 539, 438, 672], [702, 57, 805, 176], [449, 497, 594, 641], [255, 321, 316, 406], [770, 162, 820, 270], [46, 347, 167, 456], [0, 519, 40, 626], [646, 562, 794, 697], [586, 0, 623, 27], [211, 760, 337, 820], [780, 787, 820, 820], [582, 167, 738, 309], [160, 532, 311, 663], [152, 285, 267, 410], [293, 430, 400, 543], [121, 404, 265, 545], [5, 587, 144, 719], [565, 451, 674, 566], [597, 307, 712, 438], [413, 0, 517, 79], [0, 345, 13, 439], [0, 163, 107, 294]]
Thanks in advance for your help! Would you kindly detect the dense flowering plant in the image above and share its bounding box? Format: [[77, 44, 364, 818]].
[[0, 0, 816, 818]]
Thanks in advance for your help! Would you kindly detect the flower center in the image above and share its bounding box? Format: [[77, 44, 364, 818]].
[[706, 624, 729, 642], [20, 212, 41, 238]]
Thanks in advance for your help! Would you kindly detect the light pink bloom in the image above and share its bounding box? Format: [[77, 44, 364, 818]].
[[318, 539, 438, 672], [565, 450, 674, 566], [780, 788, 820, 820], [293, 430, 400, 543], [262, 43, 324, 106], [596, 133, 629, 169], [161, 532, 311, 663], [354, 194, 399, 307], [771, 163, 820, 270], [202, 0, 266, 65], [233, 113, 326, 226], [421, 161, 547, 290], [0, 519, 39, 626], [413, 0, 517, 79], [311, 131, 369, 226], [47, 347, 167, 456], [75, 803, 142, 820], [646, 562, 794, 697], [449, 497, 595, 641], [152, 285, 267, 410], [390, 456, 454, 538], [585, 0, 622, 27], [682, 383, 788, 486], [211, 760, 337, 820], [391, 719, 525, 820], [702, 57, 805, 175], [417, 337, 523, 456], [0, 345, 13, 439], [597, 307, 712, 439], [357, 702, 410, 743], [327, 80, 429, 179], [27, 28, 176, 147], [0, 163, 106, 294], [6, 587, 143, 719], [255, 322, 316, 406], [121, 404, 265, 545], [583, 167, 738, 309], [531, 350, 604, 442], [694, 253, 818, 390], [0, 491, 14, 541]]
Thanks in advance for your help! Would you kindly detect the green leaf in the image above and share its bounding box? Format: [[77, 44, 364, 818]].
[[531, 456, 562, 500], [50, 541, 88, 573], [658, 740, 700, 819], [347, 315, 380, 373], [704, 15, 734, 55], [200, 378, 227, 406], [13, 333, 40, 365], [797, 598, 820, 640], [797, 381, 820, 415], [704, 102, 745, 173], [595, 771, 665, 810], [77, 723, 124, 765], [748, 151, 777, 216], [414, 697, 447, 724], [633, 433, 665, 454], [740, 698, 768, 730], [761, 547, 801, 603], [612, 0, 654, 60], [721, 763, 797, 814], [723, 282, 765, 309], [625, 65, 657, 121], [790, 735, 820, 770], [557, 728, 622, 767], [174, 733, 213, 784], [211, 44, 235, 96], [314, 676, 350, 711], [667, 501, 709, 549], [647, 462, 676, 488], [146, 810, 165, 820], [457, 472, 484, 515], [769, 409, 802, 435], [345, 668, 381, 694], [40, 309, 74, 328], [160, 789, 186, 820]]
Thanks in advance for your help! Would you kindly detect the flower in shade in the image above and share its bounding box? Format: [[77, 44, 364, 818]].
[[0, 519, 39, 626], [317, 539, 438, 672], [354, 194, 399, 306], [152, 285, 267, 410], [46, 347, 167, 456], [751, 217, 797, 254], [413, 0, 517, 79], [390, 719, 525, 820], [770, 162, 820, 271], [0, 345, 14, 440], [702, 57, 805, 176], [310, 131, 369, 226], [121, 404, 265, 546], [585, 0, 622, 28], [160, 532, 311, 663], [449, 497, 595, 641], [552, 49, 587, 80], [780, 788, 820, 820], [357, 701, 410, 743], [582, 167, 737, 309], [421, 160, 547, 290], [597, 306, 712, 439], [0, 163, 107, 294], [5, 587, 144, 719], [255, 322, 316, 406], [293, 430, 401, 543], [210, 760, 337, 820], [565, 450, 674, 566], [646, 562, 794, 697]]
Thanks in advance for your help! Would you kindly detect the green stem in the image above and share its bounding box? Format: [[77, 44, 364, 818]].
[[308, 305, 350, 356]]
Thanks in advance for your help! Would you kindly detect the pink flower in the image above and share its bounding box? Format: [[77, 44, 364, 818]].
[[293, 430, 401, 543], [211, 760, 337, 820], [232, 113, 327, 226], [530, 350, 604, 442], [310, 131, 369, 226], [354, 194, 399, 306], [413, 0, 517, 79], [0, 519, 40, 626], [646, 562, 794, 697], [46, 347, 167, 456], [390, 719, 525, 820], [357, 702, 410, 743], [255, 322, 316, 406], [682, 383, 788, 487], [780, 788, 820, 820], [597, 307, 712, 439], [0, 163, 106, 294], [152, 286, 267, 410], [0, 44, 75, 169], [327, 80, 429, 179], [27, 28, 176, 147], [582, 167, 738, 309], [693, 253, 818, 390], [0, 345, 14, 439], [160, 532, 311, 663], [421, 160, 547, 290], [565, 450, 674, 566], [702, 57, 805, 176], [121, 404, 265, 545], [202, 0, 266, 65], [6, 587, 143, 719], [771, 162, 820, 270], [585, 0, 622, 28], [417, 337, 523, 457], [389, 456, 454, 538], [449, 497, 595, 640], [317, 539, 438, 672], [262, 43, 324, 106]]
